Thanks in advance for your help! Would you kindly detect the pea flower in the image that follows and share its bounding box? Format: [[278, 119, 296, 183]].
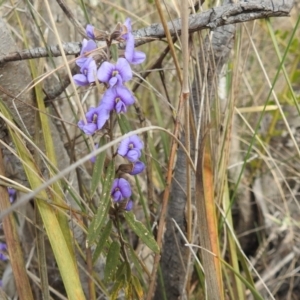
[[129, 161, 145, 175], [78, 104, 112, 135], [76, 39, 97, 67], [101, 85, 135, 113], [73, 57, 98, 86], [117, 135, 144, 162], [86, 24, 95, 39], [97, 58, 132, 87], [125, 200, 133, 211], [111, 178, 132, 202], [122, 18, 146, 65]]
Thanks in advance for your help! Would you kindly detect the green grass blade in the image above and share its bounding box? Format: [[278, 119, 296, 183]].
[[0, 102, 85, 299], [90, 137, 107, 197], [92, 220, 113, 264], [124, 211, 159, 253], [87, 161, 115, 245]]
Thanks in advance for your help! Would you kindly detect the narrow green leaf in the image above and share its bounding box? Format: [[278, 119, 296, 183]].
[[117, 114, 132, 134], [87, 161, 115, 245], [104, 241, 121, 283], [124, 211, 160, 254], [90, 137, 107, 197], [110, 274, 126, 300], [131, 275, 144, 300], [92, 220, 112, 264], [127, 246, 145, 286]]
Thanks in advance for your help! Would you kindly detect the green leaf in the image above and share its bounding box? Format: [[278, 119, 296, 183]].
[[87, 161, 115, 246], [124, 211, 160, 254], [117, 114, 132, 134], [90, 137, 107, 197], [92, 220, 112, 264], [110, 274, 126, 300], [104, 241, 120, 283], [131, 275, 144, 300]]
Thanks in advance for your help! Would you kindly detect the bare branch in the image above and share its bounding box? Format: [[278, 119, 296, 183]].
[[0, 0, 293, 65]]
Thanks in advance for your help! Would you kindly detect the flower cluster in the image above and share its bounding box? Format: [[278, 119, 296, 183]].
[[76, 19, 145, 135], [111, 134, 145, 211], [75, 19, 146, 212]]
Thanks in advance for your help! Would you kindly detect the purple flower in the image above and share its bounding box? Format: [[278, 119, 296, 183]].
[[122, 18, 146, 65], [130, 161, 145, 175], [7, 188, 16, 203], [117, 135, 143, 162], [86, 24, 95, 39], [78, 103, 112, 135], [125, 200, 133, 211], [101, 85, 135, 114], [125, 34, 146, 65], [97, 58, 132, 87], [0, 243, 7, 261], [111, 178, 132, 202], [73, 57, 98, 86], [76, 39, 97, 67]]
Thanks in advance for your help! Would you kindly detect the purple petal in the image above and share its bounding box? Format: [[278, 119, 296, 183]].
[[130, 161, 145, 175], [77, 39, 97, 67], [86, 60, 98, 83], [116, 58, 132, 82], [85, 107, 99, 122], [131, 50, 146, 65], [78, 120, 97, 135], [125, 33, 135, 62], [102, 87, 117, 108], [115, 86, 135, 106], [126, 149, 141, 162], [124, 18, 132, 33], [118, 178, 132, 198], [109, 76, 118, 87], [129, 135, 144, 150], [117, 138, 131, 156], [97, 61, 114, 83], [73, 74, 89, 86], [86, 24, 95, 39], [111, 179, 119, 192], [81, 39, 97, 53], [96, 105, 111, 130], [7, 187, 16, 203], [112, 190, 122, 202], [125, 200, 133, 211], [115, 100, 127, 114]]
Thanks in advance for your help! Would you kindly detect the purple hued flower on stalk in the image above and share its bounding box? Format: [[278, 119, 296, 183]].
[[7, 188, 16, 203], [76, 39, 97, 67], [0, 243, 7, 261], [97, 58, 132, 87], [117, 135, 144, 162], [86, 24, 95, 39], [73, 57, 98, 86], [78, 103, 112, 135], [122, 18, 146, 65], [129, 161, 145, 175], [101, 85, 135, 113], [125, 200, 133, 211], [111, 178, 132, 202]]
